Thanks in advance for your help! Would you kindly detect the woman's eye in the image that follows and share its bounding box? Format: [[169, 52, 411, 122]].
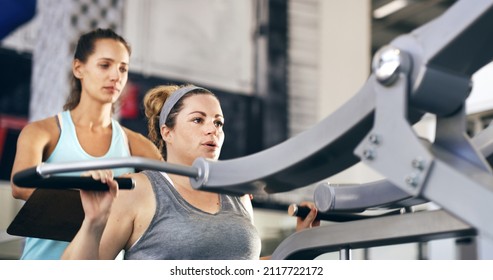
[[100, 64, 109, 68], [193, 118, 203, 123], [120, 67, 128, 73], [214, 120, 224, 128]]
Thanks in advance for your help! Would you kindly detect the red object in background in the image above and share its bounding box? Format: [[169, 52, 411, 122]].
[[0, 127, 6, 160], [120, 82, 139, 119], [0, 114, 28, 180], [0, 114, 27, 158]]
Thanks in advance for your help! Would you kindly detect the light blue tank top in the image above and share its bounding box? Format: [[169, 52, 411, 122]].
[[21, 111, 135, 260]]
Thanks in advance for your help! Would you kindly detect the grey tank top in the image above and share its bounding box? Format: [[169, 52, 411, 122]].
[[124, 170, 262, 260]]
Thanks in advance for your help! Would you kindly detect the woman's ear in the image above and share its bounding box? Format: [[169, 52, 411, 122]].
[[73, 59, 83, 79], [160, 125, 171, 143]]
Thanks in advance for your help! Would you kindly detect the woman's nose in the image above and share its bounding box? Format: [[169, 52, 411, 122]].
[[109, 66, 121, 81], [205, 122, 218, 135]]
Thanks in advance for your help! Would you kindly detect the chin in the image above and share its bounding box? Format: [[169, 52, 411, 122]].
[[204, 154, 220, 161], [205, 155, 219, 161]]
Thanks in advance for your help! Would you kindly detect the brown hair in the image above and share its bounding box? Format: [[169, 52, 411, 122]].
[[143, 84, 217, 160], [64, 28, 131, 111]]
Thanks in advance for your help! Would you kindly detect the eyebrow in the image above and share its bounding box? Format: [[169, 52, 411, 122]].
[[188, 111, 224, 118], [98, 57, 129, 65]]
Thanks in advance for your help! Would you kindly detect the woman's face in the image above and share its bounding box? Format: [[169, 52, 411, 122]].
[[74, 38, 130, 105], [164, 94, 225, 165]]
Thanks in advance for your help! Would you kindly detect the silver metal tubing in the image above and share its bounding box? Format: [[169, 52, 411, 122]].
[[37, 157, 200, 179]]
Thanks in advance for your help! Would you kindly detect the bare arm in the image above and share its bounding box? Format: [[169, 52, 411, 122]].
[[62, 172, 148, 260], [10, 120, 56, 200], [62, 170, 119, 259]]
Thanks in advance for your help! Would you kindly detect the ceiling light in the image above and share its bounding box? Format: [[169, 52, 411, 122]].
[[373, 0, 410, 19]]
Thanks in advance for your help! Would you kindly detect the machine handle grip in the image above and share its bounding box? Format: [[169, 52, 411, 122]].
[[13, 166, 134, 191], [288, 204, 400, 222]]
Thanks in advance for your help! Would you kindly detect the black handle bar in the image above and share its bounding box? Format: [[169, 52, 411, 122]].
[[13, 166, 135, 191]]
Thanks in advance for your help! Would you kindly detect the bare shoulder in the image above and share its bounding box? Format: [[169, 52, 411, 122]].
[[18, 116, 59, 145], [121, 126, 163, 160], [11, 116, 60, 200], [20, 117, 57, 135], [118, 172, 153, 196], [115, 172, 154, 211], [121, 126, 152, 147], [114, 172, 156, 250]]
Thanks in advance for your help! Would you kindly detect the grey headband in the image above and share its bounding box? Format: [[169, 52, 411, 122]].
[[159, 85, 209, 127]]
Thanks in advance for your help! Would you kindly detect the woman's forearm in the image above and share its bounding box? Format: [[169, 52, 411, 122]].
[[61, 218, 106, 259]]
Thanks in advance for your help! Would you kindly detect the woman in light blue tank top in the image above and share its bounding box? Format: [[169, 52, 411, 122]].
[[10, 28, 162, 260], [20, 111, 135, 260], [60, 85, 319, 260]]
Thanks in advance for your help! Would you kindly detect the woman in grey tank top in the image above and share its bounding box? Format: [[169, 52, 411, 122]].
[[61, 85, 320, 260]]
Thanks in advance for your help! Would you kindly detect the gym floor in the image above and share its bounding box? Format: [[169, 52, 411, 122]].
[[0, 181, 23, 259]]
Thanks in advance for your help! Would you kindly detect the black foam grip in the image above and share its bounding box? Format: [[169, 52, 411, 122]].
[[12, 166, 38, 186], [289, 204, 401, 222], [13, 166, 134, 190]]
